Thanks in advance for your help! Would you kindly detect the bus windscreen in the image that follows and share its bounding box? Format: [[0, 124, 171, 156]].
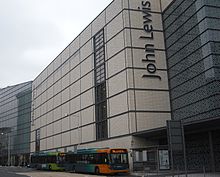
[[110, 153, 128, 164]]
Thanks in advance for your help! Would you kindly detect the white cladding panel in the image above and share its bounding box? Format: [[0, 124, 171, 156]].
[[107, 31, 125, 59], [81, 55, 93, 77], [80, 24, 92, 47], [129, 0, 161, 12], [53, 107, 61, 121], [70, 114, 80, 129], [108, 71, 127, 97], [82, 124, 95, 143], [41, 126, 47, 139], [80, 40, 93, 61], [70, 129, 80, 145], [134, 70, 169, 90], [70, 52, 80, 70], [131, 30, 165, 50], [47, 136, 54, 150], [106, 12, 124, 41], [107, 50, 126, 78], [81, 106, 94, 126], [47, 123, 53, 137], [129, 10, 163, 30], [61, 87, 70, 104], [40, 139, 46, 151], [70, 96, 80, 114], [40, 102, 47, 116], [54, 134, 62, 148], [46, 111, 53, 124], [137, 112, 171, 131], [62, 60, 70, 76], [70, 66, 80, 84], [70, 80, 80, 99], [61, 73, 70, 89], [136, 91, 171, 111], [109, 113, 129, 137], [46, 85, 53, 100], [61, 115, 70, 132], [54, 119, 62, 134], [62, 132, 71, 147], [69, 36, 80, 56], [109, 92, 128, 117], [132, 49, 167, 69], [81, 89, 94, 109], [81, 72, 93, 93]]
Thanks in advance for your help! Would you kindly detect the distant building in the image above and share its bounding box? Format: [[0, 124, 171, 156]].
[[0, 81, 32, 166]]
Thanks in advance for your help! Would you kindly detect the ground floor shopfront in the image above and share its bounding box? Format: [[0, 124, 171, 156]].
[[131, 118, 220, 173], [1, 120, 219, 173], [46, 117, 219, 173]]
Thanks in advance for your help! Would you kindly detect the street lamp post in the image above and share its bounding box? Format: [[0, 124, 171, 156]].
[[0, 133, 3, 165], [7, 132, 11, 166], [0, 133, 4, 165]]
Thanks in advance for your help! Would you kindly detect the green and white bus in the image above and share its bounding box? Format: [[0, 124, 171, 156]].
[[30, 152, 66, 171]]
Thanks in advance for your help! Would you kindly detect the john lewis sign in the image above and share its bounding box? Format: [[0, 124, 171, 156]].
[[139, 0, 161, 80]]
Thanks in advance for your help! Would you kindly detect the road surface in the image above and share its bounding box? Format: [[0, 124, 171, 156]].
[[0, 166, 30, 177]]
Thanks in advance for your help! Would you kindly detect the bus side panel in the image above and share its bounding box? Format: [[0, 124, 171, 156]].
[[97, 164, 110, 174], [97, 164, 129, 174], [75, 164, 95, 173], [64, 163, 75, 172], [43, 163, 64, 171]]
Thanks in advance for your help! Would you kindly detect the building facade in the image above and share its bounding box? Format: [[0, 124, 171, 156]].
[[0, 81, 32, 166], [30, 0, 220, 172], [31, 0, 173, 170], [163, 0, 220, 172]]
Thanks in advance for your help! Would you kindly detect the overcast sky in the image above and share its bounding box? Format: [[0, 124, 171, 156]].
[[0, 0, 113, 88]]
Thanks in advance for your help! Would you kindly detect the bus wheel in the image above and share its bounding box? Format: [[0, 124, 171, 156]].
[[95, 167, 100, 175], [49, 165, 52, 170]]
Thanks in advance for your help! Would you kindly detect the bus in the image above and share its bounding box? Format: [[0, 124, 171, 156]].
[[30, 152, 66, 171], [65, 148, 129, 175]]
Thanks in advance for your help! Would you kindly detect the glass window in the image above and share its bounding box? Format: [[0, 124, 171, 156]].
[[94, 29, 107, 140], [110, 153, 128, 164]]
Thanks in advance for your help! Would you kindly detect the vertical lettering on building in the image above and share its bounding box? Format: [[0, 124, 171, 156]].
[[139, 1, 161, 80]]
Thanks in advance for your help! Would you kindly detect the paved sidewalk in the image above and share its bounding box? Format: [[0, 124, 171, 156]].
[[17, 171, 105, 177], [131, 172, 220, 177]]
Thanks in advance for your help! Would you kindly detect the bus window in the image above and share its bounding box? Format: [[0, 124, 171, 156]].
[[57, 155, 65, 164], [87, 154, 95, 164], [97, 153, 108, 164], [110, 153, 128, 164]]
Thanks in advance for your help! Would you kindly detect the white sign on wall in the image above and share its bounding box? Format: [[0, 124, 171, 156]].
[[159, 150, 170, 170]]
